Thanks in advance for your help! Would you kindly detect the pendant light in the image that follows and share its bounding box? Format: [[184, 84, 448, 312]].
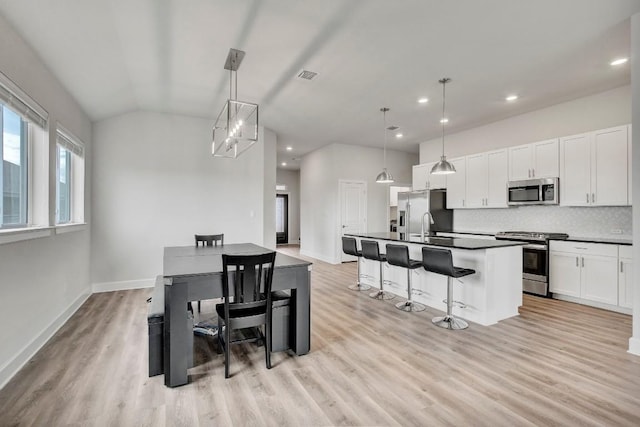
[[431, 77, 456, 175], [212, 48, 259, 158], [375, 107, 394, 183]]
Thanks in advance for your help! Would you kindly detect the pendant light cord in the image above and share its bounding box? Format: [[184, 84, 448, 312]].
[[441, 79, 446, 157], [383, 108, 387, 168]]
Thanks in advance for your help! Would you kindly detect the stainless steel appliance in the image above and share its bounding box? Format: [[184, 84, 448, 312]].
[[397, 189, 453, 241], [507, 178, 559, 206], [495, 231, 568, 296]]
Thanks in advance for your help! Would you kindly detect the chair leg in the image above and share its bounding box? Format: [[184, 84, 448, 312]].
[[198, 300, 201, 313], [349, 257, 371, 291], [432, 277, 468, 330], [395, 269, 426, 312], [369, 261, 394, 300], [265, 324, 272, 369]]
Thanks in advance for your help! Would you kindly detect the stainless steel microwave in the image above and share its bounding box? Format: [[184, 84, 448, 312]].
[[507, 178, 559, 206]]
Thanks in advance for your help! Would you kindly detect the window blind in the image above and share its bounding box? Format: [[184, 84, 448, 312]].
[[56, 125, 84, 157], [0, 71, 48, 128]]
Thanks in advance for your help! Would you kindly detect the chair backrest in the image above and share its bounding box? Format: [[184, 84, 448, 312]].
[[360, 239, 381, 261], [386, 244, 410, 268], [421, 246, 455, 277], [342, 236, 359, 257], [195, 234, 224, 247], [221, 251, 276, 313]]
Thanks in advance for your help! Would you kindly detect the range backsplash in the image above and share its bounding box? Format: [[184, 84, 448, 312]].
[[453, 205, 632, 239]]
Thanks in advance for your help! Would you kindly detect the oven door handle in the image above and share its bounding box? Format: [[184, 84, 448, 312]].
[[523, 244, 547, 250]]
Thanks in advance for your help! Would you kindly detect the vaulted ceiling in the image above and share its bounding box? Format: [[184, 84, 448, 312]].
[[0, 0, 638, 168]]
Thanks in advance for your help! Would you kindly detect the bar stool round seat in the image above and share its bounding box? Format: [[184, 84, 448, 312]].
[[341, 236, 371, 291], [360, 239, 394, 300], [421, 246, 475, 330], [385, 244, 426, 312]]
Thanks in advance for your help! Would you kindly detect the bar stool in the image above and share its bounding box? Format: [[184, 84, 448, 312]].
[[360, 239, 394, 300], [386, 244, 426, 312], [341, 236, 371, 291], [421, 246, 475, 330]]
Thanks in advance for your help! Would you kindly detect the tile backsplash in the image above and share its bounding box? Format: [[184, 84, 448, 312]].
[[454, 205, 632, 239]]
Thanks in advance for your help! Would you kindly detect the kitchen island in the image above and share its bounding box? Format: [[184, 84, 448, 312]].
[[345, 232, 524, 326]]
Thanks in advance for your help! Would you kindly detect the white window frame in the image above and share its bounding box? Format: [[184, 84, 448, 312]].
[[0, 70, 50, 243], [55, 123, 85, 230]]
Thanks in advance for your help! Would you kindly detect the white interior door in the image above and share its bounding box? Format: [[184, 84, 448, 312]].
[[339, 180, 367, 262]]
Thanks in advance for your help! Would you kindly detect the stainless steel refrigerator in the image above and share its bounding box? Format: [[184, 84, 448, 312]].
[[397, 189, 453, 241]]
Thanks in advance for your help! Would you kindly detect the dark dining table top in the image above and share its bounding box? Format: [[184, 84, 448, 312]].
[[163, 243, 311, 278]]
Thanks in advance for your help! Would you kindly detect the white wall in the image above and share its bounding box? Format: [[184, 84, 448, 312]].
[[420, 85, 631, 162], [276, 169, 301, 244], [300, 143, 417, 263], [630, 12, 640, 356], [0, 15, 92, 388], [91, 111, 276, 288]]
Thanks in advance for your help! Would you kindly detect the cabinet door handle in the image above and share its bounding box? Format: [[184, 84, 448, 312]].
[[620, 261, 624, 273], [532, 169, 535, 178], [463, 199, 465, 207], [581, 257, 584, 268], [586, 193, 589, 203], [576, 256, 579, 267], [591, 193, 595, 203], [528, 169, 531, 178]]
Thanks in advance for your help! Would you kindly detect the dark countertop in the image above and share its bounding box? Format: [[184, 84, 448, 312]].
[[438, 230, 497, 237], [345, 232, 526, 250], [552, 236, 633, 246]]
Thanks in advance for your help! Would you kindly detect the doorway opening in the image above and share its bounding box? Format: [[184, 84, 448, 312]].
[[276, 194, 289, 244]]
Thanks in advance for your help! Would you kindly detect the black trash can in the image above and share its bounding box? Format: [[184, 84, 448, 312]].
[[271, 290, 291, 352]]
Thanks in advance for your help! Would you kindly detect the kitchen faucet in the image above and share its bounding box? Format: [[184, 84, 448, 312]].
[[421, 212, 435, 242]]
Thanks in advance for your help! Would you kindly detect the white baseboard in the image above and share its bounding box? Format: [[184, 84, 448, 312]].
[[92, 278, 155, 293], [629, 337, 640, 356], [551, 294, 632, 315], [0, 289, 91, 390], [299, 249, 340, 264]]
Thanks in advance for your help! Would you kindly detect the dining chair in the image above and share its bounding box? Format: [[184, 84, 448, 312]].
[[194, 234, 224, 312], [216, 251, 276, 378]]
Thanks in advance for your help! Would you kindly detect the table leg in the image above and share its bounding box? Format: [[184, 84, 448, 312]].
[[164, 279, 189, 387]]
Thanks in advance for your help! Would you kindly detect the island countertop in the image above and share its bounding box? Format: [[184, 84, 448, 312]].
[[345, 232, 526, 250]]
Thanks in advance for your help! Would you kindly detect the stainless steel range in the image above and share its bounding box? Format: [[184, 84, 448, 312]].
[[495, 231, 569, 297]]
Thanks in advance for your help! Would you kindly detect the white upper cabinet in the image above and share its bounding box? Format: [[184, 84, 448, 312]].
[[560, 125, 629, 207], [592, 126, 628, 206], [486, 150, 508, 207], [465, 150, 508, 208], [412, 162, 446, 191], [389, 186, 411, 207], [508, 139, 559, 181], [445, 157, 466, 209], [560, 132, 592, 206], [465, 153, 487, 208]]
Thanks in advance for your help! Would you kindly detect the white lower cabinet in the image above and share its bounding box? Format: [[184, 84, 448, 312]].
[[618, 246, 633, 309], [549, 251, 582, 297], [549, 241, 628, 309]]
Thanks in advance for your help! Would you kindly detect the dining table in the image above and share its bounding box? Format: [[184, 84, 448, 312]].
[[162, 243, 312, 387]]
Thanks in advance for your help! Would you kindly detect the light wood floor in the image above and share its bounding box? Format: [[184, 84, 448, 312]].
[[1, 246, 640, 426]]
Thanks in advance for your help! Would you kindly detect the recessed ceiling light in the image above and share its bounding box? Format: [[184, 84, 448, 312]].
[[418, 97, 428, 104], [610, 58, 628, 66], [506, 95, 518, 102], [440, 118, 449, 124], [396, 133, 403, 138], [281, 162, 287, 166], [286, 146, 292, 151]]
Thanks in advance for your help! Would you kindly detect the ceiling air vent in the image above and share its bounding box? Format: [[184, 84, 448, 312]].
[[297, 70, 318, 80]]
